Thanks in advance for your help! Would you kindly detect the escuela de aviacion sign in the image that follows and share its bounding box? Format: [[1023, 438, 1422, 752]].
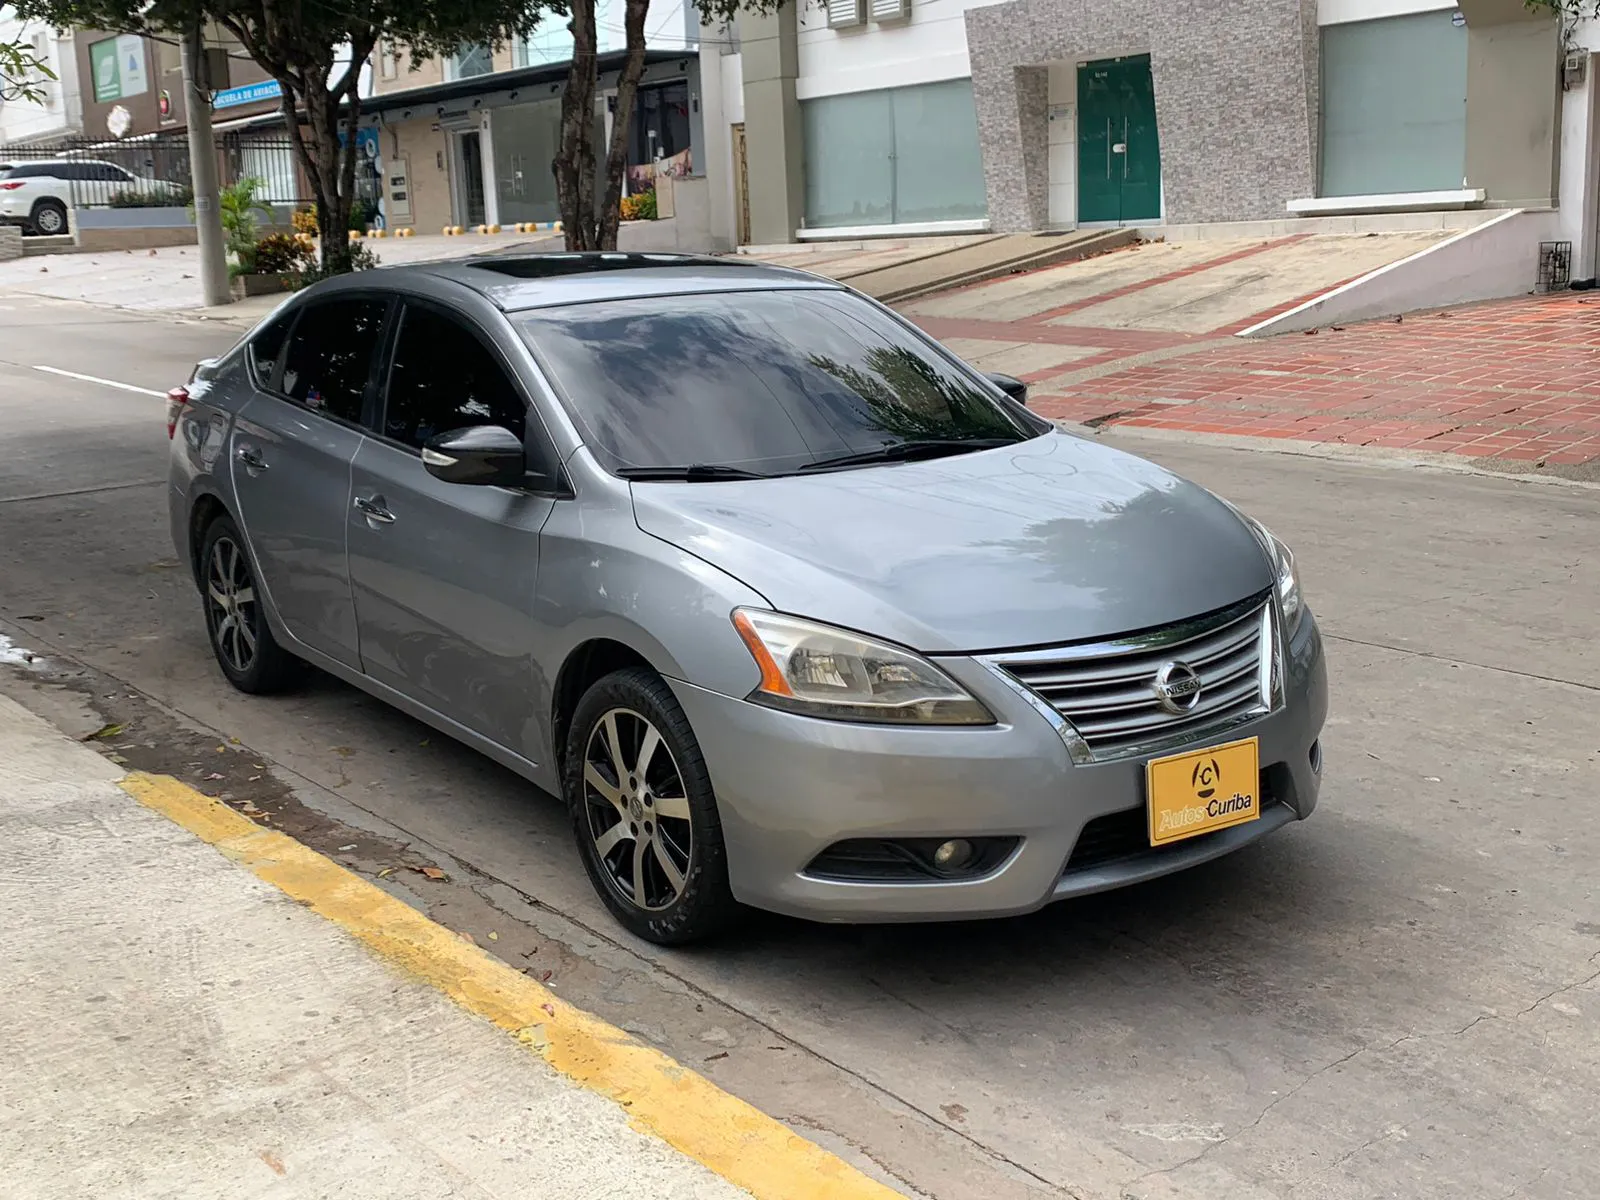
[[90, 34, 148, 104], [213, 80, 284, 110]]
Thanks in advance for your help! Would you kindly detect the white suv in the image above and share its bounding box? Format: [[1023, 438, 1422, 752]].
[[0, 159, 183, 236]]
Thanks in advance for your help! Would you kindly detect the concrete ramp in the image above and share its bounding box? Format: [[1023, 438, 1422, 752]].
[[837, 229, 1138, 303], [1236, 209, 1559, 336]]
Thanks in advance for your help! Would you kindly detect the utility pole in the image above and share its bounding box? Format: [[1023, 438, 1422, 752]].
[[180, 23, 231, 307]]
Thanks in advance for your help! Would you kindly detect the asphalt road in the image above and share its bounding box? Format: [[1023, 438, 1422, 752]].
[[3, 295, 1598, 1200]]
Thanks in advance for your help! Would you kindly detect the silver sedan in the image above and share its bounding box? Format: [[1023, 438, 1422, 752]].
[[167, 254, 1327, 944]]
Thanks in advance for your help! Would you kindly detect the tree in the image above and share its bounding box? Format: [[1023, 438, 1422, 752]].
[[11, 0, 545, 273], [0, 33, 55, 104], [556, 0, 782, 251], [1525, 0, 1600, 14]]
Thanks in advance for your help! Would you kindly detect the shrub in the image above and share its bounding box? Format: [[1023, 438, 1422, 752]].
[[251, 231, 317, 275], [291, 207, 318, 236], [620, 189, 657, 222], [109, 186, 191, 208], [294, 239, 379, 287]]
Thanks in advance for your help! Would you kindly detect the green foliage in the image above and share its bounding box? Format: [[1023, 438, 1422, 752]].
[[250, 231, 316, 275], [295, 239, 378, 288], [620, 189, 657, 221], [0, 36, 55, 104], [110, 185, 192, 208], [191, 175, 272, 263], [1524, 0, 1600, 15]]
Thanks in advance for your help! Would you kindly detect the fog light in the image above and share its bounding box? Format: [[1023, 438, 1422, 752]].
[[933, 839, 973, 870]]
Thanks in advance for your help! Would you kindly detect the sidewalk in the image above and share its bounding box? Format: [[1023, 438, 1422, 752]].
[[0, 693, 893, 1199]]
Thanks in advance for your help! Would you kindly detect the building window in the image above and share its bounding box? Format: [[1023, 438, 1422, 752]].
[[1320, 10, 1467, 197], [448, 43, 493, 80], [801, 77, 987, 229], [378, 39, 397, 80]]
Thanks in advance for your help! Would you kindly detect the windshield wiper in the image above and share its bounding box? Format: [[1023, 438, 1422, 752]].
[[615, 464, 770, 482], [800, 437, 1022, 473]]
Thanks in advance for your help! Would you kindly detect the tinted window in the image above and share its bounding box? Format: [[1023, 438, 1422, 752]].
[[279, 298, 387, 423], [89, 163, 130, 181], [517, 290, 1033, 474], [383, 305, 526, 449], [248, 310, 296, 386]]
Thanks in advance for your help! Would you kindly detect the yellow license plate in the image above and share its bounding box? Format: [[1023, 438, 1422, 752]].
[[1146, 737, 1261, 846]]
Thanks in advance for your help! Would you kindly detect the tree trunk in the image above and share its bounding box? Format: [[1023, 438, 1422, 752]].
[[556, 0, 600, 251], [279, 50, 370, 276], [597, 0, 650, 251]]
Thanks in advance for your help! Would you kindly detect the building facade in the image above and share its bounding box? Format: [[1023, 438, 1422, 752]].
[[0, 7, 82, 144], [722, 0, 1596, 276], [364, 5, 708, 234]]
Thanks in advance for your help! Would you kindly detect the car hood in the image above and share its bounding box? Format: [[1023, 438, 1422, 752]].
[[629, 432, 1274, 654]]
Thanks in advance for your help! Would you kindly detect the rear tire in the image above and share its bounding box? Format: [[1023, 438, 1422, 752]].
[[564, 667, 740, 945], [198, 515, 301, 694], [30, 200, 67, 237]]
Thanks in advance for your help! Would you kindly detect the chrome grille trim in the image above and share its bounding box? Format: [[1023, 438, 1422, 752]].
[[980, 593, 1278, 764]]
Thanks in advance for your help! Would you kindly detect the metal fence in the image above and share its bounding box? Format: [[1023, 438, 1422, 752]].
[[0, 133, 377, 216]]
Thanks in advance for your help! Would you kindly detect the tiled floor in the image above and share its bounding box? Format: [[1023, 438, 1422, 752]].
[[910, 269, 1600, 467]]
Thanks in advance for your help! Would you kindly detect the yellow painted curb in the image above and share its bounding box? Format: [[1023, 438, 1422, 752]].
[[118, 772, 902, 1200]]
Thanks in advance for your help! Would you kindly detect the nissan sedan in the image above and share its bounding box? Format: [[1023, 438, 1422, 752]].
[[167, 254, 1328, 944]]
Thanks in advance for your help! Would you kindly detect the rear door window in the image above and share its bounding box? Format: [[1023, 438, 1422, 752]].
[[380, 303, 527, 450], [279, 297, 389, 424], [247, 309, 297, 388]]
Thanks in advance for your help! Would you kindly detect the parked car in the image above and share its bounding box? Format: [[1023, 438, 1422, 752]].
[[0, 159, 184, 235], [166, 254, 1328, 944]]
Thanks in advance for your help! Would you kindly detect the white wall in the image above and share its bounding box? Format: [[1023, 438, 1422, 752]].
[[0, 10, 80, 142], [1558, 19, 1600, 281], [795, 0, 1004, 100]]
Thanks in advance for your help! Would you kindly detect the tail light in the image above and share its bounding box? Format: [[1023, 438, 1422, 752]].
[[0, 182, 25, 191], [166, 386, 190, 439]]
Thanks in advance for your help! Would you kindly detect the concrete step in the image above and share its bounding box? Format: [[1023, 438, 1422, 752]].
[[844, 229, 1141, 304]]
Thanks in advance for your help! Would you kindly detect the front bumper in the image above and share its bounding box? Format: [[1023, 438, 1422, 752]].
[[671, 611, 1328, 922]]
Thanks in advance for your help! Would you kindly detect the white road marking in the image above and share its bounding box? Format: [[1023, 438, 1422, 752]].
[[32, 365, 166, 398]]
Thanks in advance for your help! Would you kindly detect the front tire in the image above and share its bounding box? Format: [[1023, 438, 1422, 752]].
[[564, 667, 739, 944], [30, 200, 67, 237], [198, 515, 300, 694]]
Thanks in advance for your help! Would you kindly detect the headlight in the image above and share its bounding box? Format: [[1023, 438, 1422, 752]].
[[1239, 514, 1304, 637], [731, 609, 995, 725]]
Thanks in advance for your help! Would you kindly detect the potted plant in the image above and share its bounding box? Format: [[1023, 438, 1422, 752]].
[[230, 231, 316, 299]]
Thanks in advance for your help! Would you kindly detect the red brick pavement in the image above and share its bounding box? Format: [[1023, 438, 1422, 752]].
[[915, 292, 1600, 466]]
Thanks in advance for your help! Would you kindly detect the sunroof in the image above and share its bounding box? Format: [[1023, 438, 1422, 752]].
[[469, 252, 736, 279]]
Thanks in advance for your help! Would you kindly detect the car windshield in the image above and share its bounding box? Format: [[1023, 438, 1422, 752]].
[[515, 288, 1041, 477]]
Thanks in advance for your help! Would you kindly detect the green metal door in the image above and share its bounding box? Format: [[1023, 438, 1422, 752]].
[[1076, 55, 1162, 224]]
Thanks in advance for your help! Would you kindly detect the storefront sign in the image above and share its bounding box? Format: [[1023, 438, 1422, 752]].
[[213, 79, 283, 110]]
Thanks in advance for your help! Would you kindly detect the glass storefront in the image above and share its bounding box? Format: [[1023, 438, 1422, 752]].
[[801, 77, 987, 229], [490, 97, 606, 225], [1320, 11, 1468, 197]]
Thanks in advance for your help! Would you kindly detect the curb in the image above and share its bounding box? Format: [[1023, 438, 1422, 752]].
[[118, 771, 903, 1200]]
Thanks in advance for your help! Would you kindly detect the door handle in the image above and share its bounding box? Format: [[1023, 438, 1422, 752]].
[[235, 445, 267, 472], [354, 495, 396, 525], [1106, 118, 1112, 179], [1124, 117, 1130, 180]]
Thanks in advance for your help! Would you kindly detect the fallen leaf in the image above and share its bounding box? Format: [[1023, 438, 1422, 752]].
[[107, 753, 129, 765], [457, 930, 476, 945], [541, 1003, 555, 1016], [541, 970, 553, 982], [414, 865, 447, 881], [85, 723, 126, 741], [259, 1150, 286, 1176], [487, 931, 499, 941], [376, 867, 396, 879], [204, 772, 225, 781], [704, 1051, 729, 1063], [338, 844, 356, 852]]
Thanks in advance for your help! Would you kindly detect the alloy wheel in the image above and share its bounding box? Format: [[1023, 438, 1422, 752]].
[[582, 707, 693, 912], [205, 537, 258, 675]]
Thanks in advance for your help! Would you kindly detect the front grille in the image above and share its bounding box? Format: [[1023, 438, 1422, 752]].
[[1064, 777, 1281, 875], [989, 594, 1273, 761]]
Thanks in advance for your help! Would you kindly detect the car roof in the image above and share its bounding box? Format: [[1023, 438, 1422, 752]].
[[389, 252, 843, 312]]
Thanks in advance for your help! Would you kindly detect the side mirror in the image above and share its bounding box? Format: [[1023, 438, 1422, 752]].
[[985, 372, 1029, 407], [422, 425, 527, 487]]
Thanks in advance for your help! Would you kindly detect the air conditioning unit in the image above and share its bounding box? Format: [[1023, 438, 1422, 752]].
[[870, 0, 911, 21], [826, 0, 865, 29]]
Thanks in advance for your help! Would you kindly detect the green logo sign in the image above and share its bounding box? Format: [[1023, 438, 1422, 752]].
[[90, 34, 148, 104]]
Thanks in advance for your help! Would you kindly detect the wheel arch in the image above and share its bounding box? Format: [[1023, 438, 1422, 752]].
[[550, 637, 660, 773]]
